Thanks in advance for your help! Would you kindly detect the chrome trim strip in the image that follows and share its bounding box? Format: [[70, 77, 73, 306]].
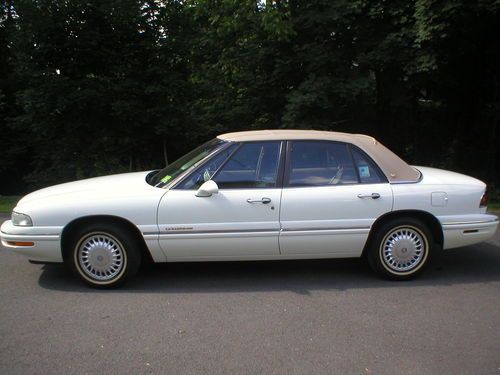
[[442, 218, 499, 226], [281, 226, 370, 232], [1, 231, 61, 236], [158, 231, 280, 240], [158, 228, 278, 235], [147, 226, 372, 236], [0, 234, 60, 241], [390, 181, 419, 184]]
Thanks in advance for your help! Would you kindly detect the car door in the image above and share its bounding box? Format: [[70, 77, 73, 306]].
[[157, 141, 284, 260], [279, 140, 393, 257]]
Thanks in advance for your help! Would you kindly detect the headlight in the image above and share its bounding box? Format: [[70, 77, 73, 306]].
[[12, 211, 33, 226]]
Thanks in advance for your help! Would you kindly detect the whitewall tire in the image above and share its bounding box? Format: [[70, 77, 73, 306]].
[[68, 223, 141, 288], [368, 218, 434, 280]]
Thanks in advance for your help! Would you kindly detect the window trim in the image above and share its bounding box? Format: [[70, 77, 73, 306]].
[[171, 142, 239, 190], [283, 140, 388, 188], [206, 143, 244, 181], [173, 140, 286, 190], [348, 144, 388, 184]]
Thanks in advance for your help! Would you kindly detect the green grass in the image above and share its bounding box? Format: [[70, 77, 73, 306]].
[[0, 196, 20, 213]]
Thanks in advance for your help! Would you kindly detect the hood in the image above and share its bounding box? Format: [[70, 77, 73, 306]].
[[415, 166, 485, 187], [17, 171, 156, 207]]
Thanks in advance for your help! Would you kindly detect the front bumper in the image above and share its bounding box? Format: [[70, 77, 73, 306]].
[[440, 214, 499, 249], [0, 220, 63, 262]]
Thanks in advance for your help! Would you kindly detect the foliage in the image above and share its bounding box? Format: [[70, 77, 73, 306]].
[[0, 0, 498, 193], [0, 196, 19, 213], [489, 187, 500, 211]]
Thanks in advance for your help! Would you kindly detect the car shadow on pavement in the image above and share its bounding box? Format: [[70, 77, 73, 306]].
[[37, 241, 500, 293]]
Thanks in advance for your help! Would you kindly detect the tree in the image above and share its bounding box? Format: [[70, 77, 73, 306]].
[[0, 0, 498, 194]]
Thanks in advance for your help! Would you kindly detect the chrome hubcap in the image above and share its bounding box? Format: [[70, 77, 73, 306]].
[[381, 227, 425, 272], [77, 234, 125, 281]]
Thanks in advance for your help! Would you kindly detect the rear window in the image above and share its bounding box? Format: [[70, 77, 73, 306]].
[[288, 141, 358, 186]]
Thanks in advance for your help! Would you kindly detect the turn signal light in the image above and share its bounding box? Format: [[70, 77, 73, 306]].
[[6, 241, 34, 247]]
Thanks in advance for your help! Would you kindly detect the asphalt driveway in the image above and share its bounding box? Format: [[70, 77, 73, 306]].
[[0, 214, 499, 375]]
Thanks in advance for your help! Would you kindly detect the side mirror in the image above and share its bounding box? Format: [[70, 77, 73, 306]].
[[195, 180, 219, 197]]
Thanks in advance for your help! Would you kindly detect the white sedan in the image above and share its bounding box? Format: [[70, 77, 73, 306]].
[[1, 130, 498, 288]]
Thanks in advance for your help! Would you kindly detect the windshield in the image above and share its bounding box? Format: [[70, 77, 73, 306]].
[[149, 138, 226, 187]]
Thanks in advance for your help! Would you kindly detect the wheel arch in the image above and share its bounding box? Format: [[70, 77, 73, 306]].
[[61, 215, 154, 264], [362, 209, 443, 257]]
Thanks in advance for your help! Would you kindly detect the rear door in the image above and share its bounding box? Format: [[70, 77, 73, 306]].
[[279, 141, 393, 257]]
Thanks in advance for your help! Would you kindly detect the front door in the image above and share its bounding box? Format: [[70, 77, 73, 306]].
[[279, 140, 393, 257], [158, 141, 284, 260]]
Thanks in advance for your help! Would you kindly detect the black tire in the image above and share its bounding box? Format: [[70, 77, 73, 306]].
[[367, 217, 434, 280], [67, 223, 141, 288]]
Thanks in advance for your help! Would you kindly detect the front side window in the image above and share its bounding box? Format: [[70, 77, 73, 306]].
[[212, 141, 281, 189], [287, 141, 358, 186], [149, 138, 226, 187], [176, 144, 238, 189]]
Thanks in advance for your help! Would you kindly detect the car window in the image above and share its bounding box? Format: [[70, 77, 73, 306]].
[[212, 142, 281, 189], [149, 138, 225, 187], [177, 144, 238, 189], [351, 146, 385, 184], [288, 141, 358, 186]]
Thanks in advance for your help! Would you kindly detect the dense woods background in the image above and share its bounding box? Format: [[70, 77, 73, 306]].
[[0, 0, 499, 194]]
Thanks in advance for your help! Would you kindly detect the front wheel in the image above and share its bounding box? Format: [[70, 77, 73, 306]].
[[68, 223, 141, 288], [367, 218, 434, 280]]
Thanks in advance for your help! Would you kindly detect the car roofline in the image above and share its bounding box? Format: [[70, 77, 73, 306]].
[[217, 129, 420, 183]]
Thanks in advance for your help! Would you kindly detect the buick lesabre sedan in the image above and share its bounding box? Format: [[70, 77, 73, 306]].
[[1, 130, 498, 288]]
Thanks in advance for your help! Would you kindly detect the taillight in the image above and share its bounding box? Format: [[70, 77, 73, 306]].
[[480, 189, 489, 207]]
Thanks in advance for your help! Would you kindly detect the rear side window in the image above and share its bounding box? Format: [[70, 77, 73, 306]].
[[351, 147, 385, 184], [213, 142, 281, 189], [287, 141, 358, 186]]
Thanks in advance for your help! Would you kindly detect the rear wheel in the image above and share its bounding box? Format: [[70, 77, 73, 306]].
[[68, 223, 141, 288], [367, 217, 434, 280]]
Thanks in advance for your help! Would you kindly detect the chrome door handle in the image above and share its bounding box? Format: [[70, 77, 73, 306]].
[[247, 197, 272, 204], [357, 193, 381, 199]]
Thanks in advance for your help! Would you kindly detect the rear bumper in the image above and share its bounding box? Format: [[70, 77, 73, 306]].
[[0, 220, 63, 262], [440, 214, 499, 249]]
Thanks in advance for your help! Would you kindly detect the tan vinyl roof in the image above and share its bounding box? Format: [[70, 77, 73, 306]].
[[217, 129, 420, 183]]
